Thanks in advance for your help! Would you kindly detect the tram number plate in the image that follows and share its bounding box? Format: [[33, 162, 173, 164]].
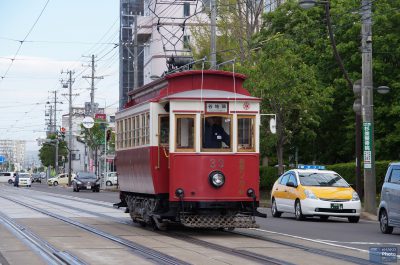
[[331, 203, 343, 210], [87, 185, 91, 189]]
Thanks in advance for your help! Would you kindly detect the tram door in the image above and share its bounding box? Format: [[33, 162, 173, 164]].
[[159, 115, 170, 168]]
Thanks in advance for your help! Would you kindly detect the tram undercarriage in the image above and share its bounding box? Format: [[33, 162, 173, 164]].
[[118, 192, 264, 230]]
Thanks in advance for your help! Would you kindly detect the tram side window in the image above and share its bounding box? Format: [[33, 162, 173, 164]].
[[117, 120, 123, 149], [145, 112, 150, 144], [176, 115, 195, 151], [237, 116, 255, 152], [159, 115, 169, 146], [202, 115, 231, 151]]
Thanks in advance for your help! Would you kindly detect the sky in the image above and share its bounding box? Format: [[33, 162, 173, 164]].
[[0, 0, 120, 152]]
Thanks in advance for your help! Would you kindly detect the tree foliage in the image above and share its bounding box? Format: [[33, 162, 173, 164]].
[[38, 134, 68, 168], [240, 36, 332, 173], [190, 0, 400, 165]]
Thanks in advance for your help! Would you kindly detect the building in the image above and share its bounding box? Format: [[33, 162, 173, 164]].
[[0, 140, 26, 171], [61, 105, 116, 174], [119, 0, 207, 108]]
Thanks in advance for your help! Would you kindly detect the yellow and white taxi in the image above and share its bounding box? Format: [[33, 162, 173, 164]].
[[271, 165, 361, 223]]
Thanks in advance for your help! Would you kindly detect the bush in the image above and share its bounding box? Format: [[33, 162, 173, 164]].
[[259, 161, 392, 193], [259, 166, 279, 191], [327, 161, 391, 193]]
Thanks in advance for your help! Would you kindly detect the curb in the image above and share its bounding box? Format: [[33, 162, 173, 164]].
[[361, 211, 377, 221]]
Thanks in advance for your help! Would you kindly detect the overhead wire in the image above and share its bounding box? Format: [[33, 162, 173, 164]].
[[0, 0, 50, 83]]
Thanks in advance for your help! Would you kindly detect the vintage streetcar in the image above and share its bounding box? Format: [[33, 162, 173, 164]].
[[115, 69, 266, 230]]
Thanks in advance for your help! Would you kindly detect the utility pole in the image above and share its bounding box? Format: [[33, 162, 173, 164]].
[[361, 0, 375, 214], [62, 70, 77, 186], [133, 14, 138, 90], [210, 0, 217, 69], [83, 55, 103, 117]]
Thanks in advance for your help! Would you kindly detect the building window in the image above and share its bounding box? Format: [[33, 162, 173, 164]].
[[176, 115, 195, 151], [183, 2, 190, 16], [237, 116, 255, 152]]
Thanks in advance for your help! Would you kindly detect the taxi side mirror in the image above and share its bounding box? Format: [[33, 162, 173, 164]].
[[286, 181, 297, 188]]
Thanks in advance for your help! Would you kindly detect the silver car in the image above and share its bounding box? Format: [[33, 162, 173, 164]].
[[378, 162, 400, 234]]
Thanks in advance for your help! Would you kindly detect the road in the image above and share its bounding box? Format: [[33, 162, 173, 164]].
[[31, 182, 400, 250], [0, 182, 398, 264]]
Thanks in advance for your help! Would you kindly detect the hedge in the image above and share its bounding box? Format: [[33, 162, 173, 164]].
[[259, 161, 392, 193]]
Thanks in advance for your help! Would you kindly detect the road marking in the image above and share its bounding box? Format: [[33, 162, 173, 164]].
[[317, 240, 400, 246], [251, 228, 400, 259]]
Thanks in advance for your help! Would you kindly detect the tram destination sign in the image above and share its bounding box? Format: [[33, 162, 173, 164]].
[[205, 102, 228, 114]]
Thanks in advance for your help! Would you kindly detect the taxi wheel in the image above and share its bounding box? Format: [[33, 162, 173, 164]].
[[348, 216, 360, 223], [379, 210, 393, 234], [53, 181, 58, 186], [271, 199, 282, 217], [106, 181, 112, 186], [295, 200, 305, 221], [319, 216, 329, 221]]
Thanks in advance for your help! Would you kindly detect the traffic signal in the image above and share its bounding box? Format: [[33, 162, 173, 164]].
[[59, 127, 66, 140], [106, 129, 111, 142]]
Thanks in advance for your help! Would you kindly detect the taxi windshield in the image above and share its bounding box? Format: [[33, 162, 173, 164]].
[[299, 172, 349, 187]]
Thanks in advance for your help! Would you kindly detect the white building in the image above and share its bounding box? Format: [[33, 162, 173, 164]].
[[0, 140, 26, 171]]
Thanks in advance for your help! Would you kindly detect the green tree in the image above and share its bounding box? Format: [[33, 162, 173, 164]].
[[38, 134, 68, 169], [240, 36, 332, 173], [80, 119, 108, 174]]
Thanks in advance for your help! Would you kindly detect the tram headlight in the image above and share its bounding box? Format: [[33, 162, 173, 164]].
[[209, 171, 225, 188]]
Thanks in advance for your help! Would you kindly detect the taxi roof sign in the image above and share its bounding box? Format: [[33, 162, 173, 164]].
[[298, 165, 326, 170]]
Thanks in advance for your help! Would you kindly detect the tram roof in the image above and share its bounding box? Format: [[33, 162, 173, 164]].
[[162, 89, 260, 101], [125, 70, 258, 108]]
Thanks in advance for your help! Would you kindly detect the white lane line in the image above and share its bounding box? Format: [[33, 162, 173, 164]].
[[318, 240, 400, 246], [251, 228, 400, 259]]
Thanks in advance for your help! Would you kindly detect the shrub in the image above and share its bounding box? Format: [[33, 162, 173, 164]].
[[259, 161, 392, 193]]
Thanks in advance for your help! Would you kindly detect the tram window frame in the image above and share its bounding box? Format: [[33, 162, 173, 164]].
[[201, 114, 232, 152], [237, 115, 255, 152], [175, 114, 196, 152], [159, 115, 170, 146], [145, 112, 150, 144]]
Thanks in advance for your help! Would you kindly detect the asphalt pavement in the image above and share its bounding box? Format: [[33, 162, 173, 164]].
[[26, 182, 400, 254]]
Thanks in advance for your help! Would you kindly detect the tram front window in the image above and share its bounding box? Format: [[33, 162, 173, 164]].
[[202, 116, 231, 150], [176, 115, 195, 151]]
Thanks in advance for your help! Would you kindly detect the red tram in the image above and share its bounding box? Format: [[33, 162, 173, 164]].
[[115, 70, 266, 229]]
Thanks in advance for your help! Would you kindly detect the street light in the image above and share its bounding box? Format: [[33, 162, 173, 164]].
[[299, 0, 363, 198], [299, 0, 319, 9]]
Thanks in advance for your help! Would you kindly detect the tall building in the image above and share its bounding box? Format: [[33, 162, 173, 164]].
[[0, 140, 26, 171], [120, 0, 145, 108], [119, 0, 207, 108]]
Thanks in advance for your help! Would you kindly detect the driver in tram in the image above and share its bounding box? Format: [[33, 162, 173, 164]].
[[203, 116, 230, 148]]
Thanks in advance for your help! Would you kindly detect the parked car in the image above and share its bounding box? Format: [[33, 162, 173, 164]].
[[47, 173, 76, 186], [31, 173, 42, 183], [271, 165, 361, 223], [0, 172, 16, 184], [378, 162, 400, 234], [102, 172, 118, 186], [14, 173, 32, 187], [72, 172, 100, 192]]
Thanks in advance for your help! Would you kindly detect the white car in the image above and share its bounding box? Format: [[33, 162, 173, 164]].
[[271, 165, 361, 223], [15, 173, 32, 187], [0, 172, 16, 184], [103, 172, 118, 186]]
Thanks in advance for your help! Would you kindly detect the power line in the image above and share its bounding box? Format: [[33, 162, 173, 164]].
[[0, 0, 50, 83]]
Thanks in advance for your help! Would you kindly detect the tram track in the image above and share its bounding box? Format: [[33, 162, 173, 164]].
[[16, 191, 375, 265], [25, 195, 292, 265], [0, 194, 188, 265], [0, 188, 380, 265], [0, 211, 86, 265]]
